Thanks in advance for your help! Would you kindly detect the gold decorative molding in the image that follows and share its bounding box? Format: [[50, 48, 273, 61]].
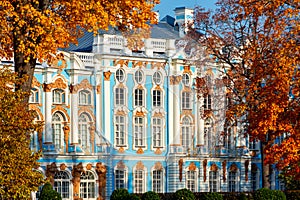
[[116, 83, 125, 88], [153, 111, 164, 118], [154, 162, 163, 170], [89, 124, 95, 153], [180, 110, 195, 123], [136, 161, 145, 170], [114, 59, 129, 67], [116, 161, 126, 169], [96, 85, 101, 94], [154, 85, 162, 90], [136, 84, 144, 90], [135, 110, 145, 117], [29, 104, 44, 121], [154, 148, 162, 155], [43, 83, 52, 92], [210, 163, 218, 172], [203, 159, 207, 182], [183, 65, 192, 75], [103, 71, 112, 81], [70, 79, 93, 94], [78, 107, 96, 121], [182, 86, 192, 92], [52, 78, 68, 89], [170, 75, 182, 85], [86, 163, 93, 170], [222, 160, 227, 182], [229, 163, 238, 172], [188, 162, 196, 171], [136, 147, 144, 154], [96, 162, 107, 200], [151, 62, 165, 69], [51, 53, 67, 74], [132, 61, 145, 68], [60, 163, 67, 171], [31, 76, 41, 87], [118, 147, 125, 153], [72, 163, 85, 198], [52, 105, 70, 122], [63, 124, 70, 153], [115, 110, 126, 116]]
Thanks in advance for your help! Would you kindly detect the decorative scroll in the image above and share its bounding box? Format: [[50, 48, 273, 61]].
[[170, 75, 182, 85], [136, 161, 145, 170], [189, 162, 196, 171], [60, 163, 67, 170], [136, 147, 144, 154], [179, 158, 183, 182], [116, 161, 126, 169], [86, 163, 92, 170], [222, 160, 227, 182], [103, 71, 112, 81], [63, 124, 70, 153], [45, 162, 58, 186], [72, 163, 85, 199], [96, 162, 107, 200], [118, 147, 125, 153], [51, 53, 67, 74], [43, 78, 68, 92], [135, 110, 145, 117], [203, 159, 207, 182], [51, 105, 70, 122], [183, 65, 192, 75], [245, 160, 249, 182], [114, 59, 129, 67], [70, 79, 93, 94], [96, 85, 101, 94], [154, 148, 162, 155], [210, 163, 218, 172], [31, 76, 42, 87]]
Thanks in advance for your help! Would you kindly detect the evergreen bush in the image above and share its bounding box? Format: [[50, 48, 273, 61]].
[[141, 191, 160, 200], [254, 188, 286, 200], [39, 182, 62, 200], [173, 188, 196, 200], [203, 192, 223, 200], [129, 193, 141, 200], [110, 188, 130, 200]]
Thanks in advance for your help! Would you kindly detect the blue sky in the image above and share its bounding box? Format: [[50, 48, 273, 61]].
[[155, 0, 217, 19]]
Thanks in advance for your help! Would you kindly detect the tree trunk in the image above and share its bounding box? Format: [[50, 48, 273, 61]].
[[261, 141, 270, 188]]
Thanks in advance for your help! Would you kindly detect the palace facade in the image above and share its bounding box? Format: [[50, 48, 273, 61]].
[[1, 7, 284, 200]]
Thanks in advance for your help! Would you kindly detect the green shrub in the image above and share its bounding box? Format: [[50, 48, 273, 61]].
[[39, 182, 62, 200], [285, 191, 300, 200], [173, 188, 196, 200], [238, 193, 247, 200], [141, 191, 160, 200], [110, 188, 130, 200], [203, 192, 223, 200], [129, 193, 141, 200], [254, 188, 286, 200]]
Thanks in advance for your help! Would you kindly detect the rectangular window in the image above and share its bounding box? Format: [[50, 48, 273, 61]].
[[115, 88, 125, 106], [134, 117, 145, 148], [209, 171, 218, 192], [228, 172, 237, 192], [134, 170, 144, 193], [251, 171, 259, 191], [186, 171, 196, 192], [152, 118, 162, 148], [152, 170, 163, 193], [182, 92, 191, 109], [115, 170, 126, 189], [204, 94, 212, 110], [153, 90, 161, 107], [249, 136, 257, 150], [52, 124, 61, 147], [115, 116, 126, 146], [134, 89, 143, 106]]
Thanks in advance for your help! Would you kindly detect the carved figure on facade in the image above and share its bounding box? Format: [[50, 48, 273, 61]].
[[43, 83, 52, 92], [89, 124, 95, 153], [45, 162, 58, 186], [60, 163, 67, 170], [203, 159, 207, 182], [96, 162, 107, 200], [179, 158, 183, 182], [63, 124, 70, 153], [222, 160, 227, 182], [183, 65, 192, 75], [72, 162, 85, 199], [210, 163, 218, 172]]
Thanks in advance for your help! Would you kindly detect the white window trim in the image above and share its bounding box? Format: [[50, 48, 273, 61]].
[[78, 113, 92, 150], [151, 117, 165, 150], [209, 170, 220, 192], [251, 168, 260, 191], [79, 170, 97, 200], [114, 86, 127, 107], [52, 88, 66, 104], [181, 116, 193, 152], [53, 170, 72, 200], [52, 112, 66, 151], [114, 166, 128, 190], [228, 169, 240, 192], [133, 87, 146, 108], [134, 69, 144, 84], [115, 68, 126, 83], [151, 166, 165, 193], [29, 87, 40, 104], [185, 167, 198, 192], [181, 91, 192, 110], [133, 166, 147, 194], [153, 71, 163, 85], [133, 116, 147, 150], [114, 115, 128, 149], [78, 89, 92, 106]]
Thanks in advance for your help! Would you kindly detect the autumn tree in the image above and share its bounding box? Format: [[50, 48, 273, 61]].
[[190, 0, 300, 187], [0, 67, 44, 199], [0, 0, 159, 100]]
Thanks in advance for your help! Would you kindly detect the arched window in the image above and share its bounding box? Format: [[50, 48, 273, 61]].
[[152, 118, 163, 148], [134, 88, 144, 107], [153, 71, 162, 85], [53, 89, 65, 104], [115, 168, 127, 189], [29, 88, 39, 103], [78, 113, 91, 149], [186, 169, 197, 192], [134, 70, 143, 84], [54, 171, 71, 199], [152, 169, 163, 193], [79, 90, 91, 105], [80, 171, 96, 199], [182, 73, 190, 86], [52, 112, 65, 149], [181, 116, 192, 152], [116, 68, 125, 82]]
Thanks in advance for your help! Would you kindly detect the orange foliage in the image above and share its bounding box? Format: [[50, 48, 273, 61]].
[[192, 0, 300, 177]]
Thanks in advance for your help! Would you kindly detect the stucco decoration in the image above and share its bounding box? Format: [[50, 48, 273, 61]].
[[132, 61, 146, 68], [60, 163, 67, 171], [72, 162, 85, 199], [114, 59, 129, 67], [188, 162, 196, 171], [42, 83, 52, 92], [51, 52, 67, 74], [31, 76, 42, 87], [52, 105, 70, 122], [245, 160, 249, 182], [103, 71, 112, 81], [51, 77, 68, 89], [96, 85, 101, 94], [230, 163, 238, 172], [183, 65, 192, 75], [46, 162, 58, 186], [96, 162, 107, 200], [179, 158, 183, 182], [210, 163, 218, 172], [222, 160, 227, 182], [70, 79, 93, 94], [118, 147, 125, 153], [86, 163, 92, 170], [135, 110, 145, 117], [116, 161, 126, 169], [151, 61, 165, 70], [203, 159, 208, 182], [136, 161, 145, 170], [63, 124, 70, 153], [89, 124, 95, 153], [136, 147, 144, 154], [154, 148, 162, 155], [170, 75, 182, 85], [154, 162, 163, 170]]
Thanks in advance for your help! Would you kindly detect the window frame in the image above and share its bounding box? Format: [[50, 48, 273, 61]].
[[182, 73, 190, 86], [134, 70, 144, 84], [79, 90, 92, 105], [115, 87, 125, 106], [152, 117, 163, 148], [29, 87, 40, 103], [152, 169, 163, 193], [209, 170, 219, 192], [133, 169, 146, 194], [152, 90, 162, 107], [228, 171, 238, 192], [186, 169, 197, 192], [153, 71, 162, 85], [134, 88, 144, 107], [78, 113, 91, 150], [181, 116, 192, 152], [53, 171, 71, 200], [116, 68, 125, 83], [203, 94, 212, 110], [115, 115, 126, 147], [182, 92, 191, 109], [133, 117, 146, 148], [52, 112, 65, 150], [80, 171, 96, 199], [53, 89, 66, 104]]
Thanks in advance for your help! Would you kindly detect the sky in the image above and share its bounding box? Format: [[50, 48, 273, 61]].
[[155, 0, 217, 20]]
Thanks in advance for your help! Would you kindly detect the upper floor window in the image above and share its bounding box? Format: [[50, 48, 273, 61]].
[[181, 116, 192, 151], [116, 69, 125, 82], [134, 70, 143, 84], [152, 90, 162, 107], [249, 136, 258, 150], [79, 90, 91, 105], [53, 89, 65, 104], [182, 92, 191, 109], [29, 88, 39, 103], [204, 94, 212, 110], [153, 71, 162, 85], [115, 87, 125, 106], [78, 113, 91, 149], [134, 117, 145, 148], [223, 127, 233, 149], [115, 115, 126, 147], [182, 73, 190, 86], [134, 89, 144, 107], [152, 169, 163, 193], [205, 118, 213, 152], [186, 170, 197, 192], [52, 112, 65, 149], [152, 118, 163, 148]]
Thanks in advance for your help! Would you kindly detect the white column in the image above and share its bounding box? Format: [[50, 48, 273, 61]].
[[173, 77, 181, 145], [70, 92, 79, 144], [168, 83, 174, 145], [197, 96, 205, 146], [103, 71, 111, 144], [44, 85, 53, 143], [95, 84, 102, 145]]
